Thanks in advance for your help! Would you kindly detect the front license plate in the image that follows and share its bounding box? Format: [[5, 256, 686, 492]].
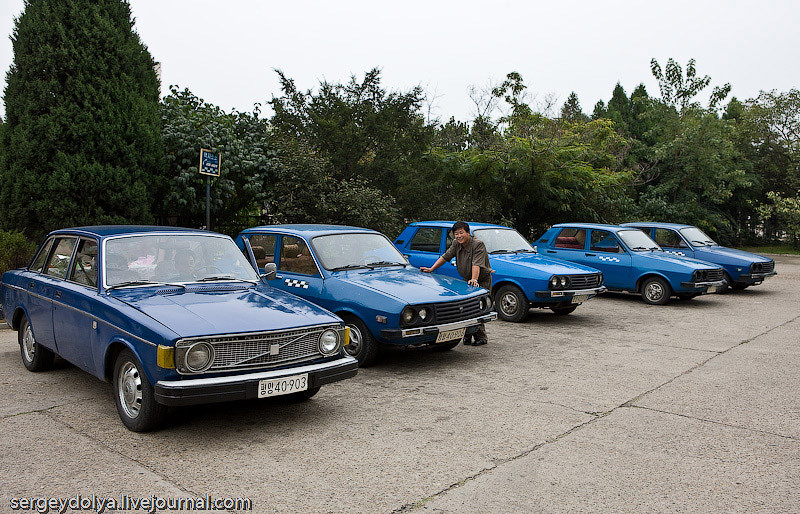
[[706, 285, 719, 293], [258, 373, 308, 398], [436, 327, 466, 343], [571, 294, 589, 304]]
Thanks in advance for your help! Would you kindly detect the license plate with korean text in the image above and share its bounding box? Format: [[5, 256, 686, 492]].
[[571, 294, 589, 304], [436, 327, 466, 343], [258, 373, 308, 398]]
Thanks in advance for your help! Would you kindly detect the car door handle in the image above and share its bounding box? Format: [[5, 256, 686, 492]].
[[276, 275, 283, 279], [585, 253, 596, 257], [55, 290, 62, 298], [546, 250, 556, 254], [29, 282, 35, 288]]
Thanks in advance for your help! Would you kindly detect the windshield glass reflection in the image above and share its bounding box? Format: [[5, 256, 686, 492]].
[[312, 233, 407, 270], [617, 230, 661, 252], [472, 228, 535, 254], [679, 227, 717, 246]]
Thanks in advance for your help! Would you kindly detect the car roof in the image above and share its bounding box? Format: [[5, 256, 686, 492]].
[[241, 224, 380, 238], [409, 221, 514, 230], [48, 225, 211, 239], [620, 222, 695, 230], [550, 222, 631, 232]]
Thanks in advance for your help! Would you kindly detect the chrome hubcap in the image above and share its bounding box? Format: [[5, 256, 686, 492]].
[[345, 324, 362, 356], [22, 325, 36, 362], [645, 282, 664, 302], [117, 362, 142, 419], [500, 293, 519, 316]]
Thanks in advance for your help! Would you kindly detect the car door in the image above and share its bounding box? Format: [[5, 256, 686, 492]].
[[543, 227, 588, 264], [581, 229, 632, 289], [402, 226, 450, 272], [23, 237, 59, 351], [242, 233, 277, 274], [654, 228, 694, 258], [52, 237, 99, 373], [272, 235, 326, 305]]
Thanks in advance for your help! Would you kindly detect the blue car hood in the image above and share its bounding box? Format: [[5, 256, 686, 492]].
[[112, 285, 339, 338], [491, 252, 601, 275], [695, 246, 770, 263], [333, 267, 484, 304], [636, 251, 720, 270]]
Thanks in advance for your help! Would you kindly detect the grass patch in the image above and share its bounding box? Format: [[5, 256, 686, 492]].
[[736, 245, 800, 255]]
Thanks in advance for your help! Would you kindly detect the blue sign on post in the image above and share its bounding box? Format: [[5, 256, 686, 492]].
[[199, 148, 221, 177]]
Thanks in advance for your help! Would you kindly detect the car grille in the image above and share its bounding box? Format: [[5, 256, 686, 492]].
[[433, 297, 484, 324], [568, 274, 601, 289], [196, 326, 335, 372], [752, 261, 774, 273], [705, 269, 724, 281]]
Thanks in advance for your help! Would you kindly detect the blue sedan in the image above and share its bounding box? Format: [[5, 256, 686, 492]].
[[536, 223, 726, 305], [235, 225, 496, 366], [0, 226, 356, 431], [394, 221, 605, 321], [621, 222, 777, 290]]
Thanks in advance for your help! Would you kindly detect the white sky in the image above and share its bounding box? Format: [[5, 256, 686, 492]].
[[1, 0, 798, 123]]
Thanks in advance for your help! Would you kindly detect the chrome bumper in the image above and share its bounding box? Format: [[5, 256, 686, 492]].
[[381, 312, 497, 340], [680, 279, 727, 292], [534, 286, 606, 299]]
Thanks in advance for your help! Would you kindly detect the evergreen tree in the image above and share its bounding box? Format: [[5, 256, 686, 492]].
[[561, 92, 588, 122], [1, 0, 163, 239], [606, 83, 632, 133]]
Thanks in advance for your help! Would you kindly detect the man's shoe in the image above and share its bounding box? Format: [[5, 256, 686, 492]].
[[471, 338, 487, 346], [462, 336, 475, 346]]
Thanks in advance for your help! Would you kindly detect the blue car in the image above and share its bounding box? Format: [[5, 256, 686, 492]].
[[393, 221, 605, 322], [621, 222, 777, 290], [235, 225, 496, 366], [0, 226, 356, 431], [536, 223, 727, 305]]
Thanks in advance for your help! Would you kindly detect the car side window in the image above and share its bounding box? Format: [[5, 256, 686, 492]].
[[30, 238, 55, 273], [591, 230, 621, 253], [655, 229, 686, 248], [68, 239, 98, 287], [44, 237, 78, 279], [248, 234, 276, 270], [409, 228, 443, 253], [279, 236, 318, 276], [554, 228, 586, 249]]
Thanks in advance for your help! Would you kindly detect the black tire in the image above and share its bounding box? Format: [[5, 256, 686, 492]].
[[731, 282, 748, 291], [640, 277, 672, 305], [113, 349, 168, 432], [494, 284, 529, 322], [276, 386, 321, 403], [18, 316, 55, 372], [677, 293, 700, 300], [432, 340, 460, 351], [718, 272, 732, 294], [550, 304, 579, 315], [341, 315, 379, 367]]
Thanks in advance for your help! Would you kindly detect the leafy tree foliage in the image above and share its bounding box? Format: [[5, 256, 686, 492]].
[[561, 92, 588, 123], [0, 0, 162, 239], [650, 58, 731, 110]]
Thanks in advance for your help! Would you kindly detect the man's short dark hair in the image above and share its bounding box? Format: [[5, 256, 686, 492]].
[[452, 221, 470, 234]]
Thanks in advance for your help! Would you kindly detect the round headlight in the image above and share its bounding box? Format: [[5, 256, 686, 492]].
[[401, 307, 415, 324], [318, 329, 340, 355], [550, 276, 559, 288], [560, 276, 569, 288], [418, 307, 428, 321], [185, 342, 214, 372]]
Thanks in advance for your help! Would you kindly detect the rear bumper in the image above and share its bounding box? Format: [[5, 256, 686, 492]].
[[154, 355, 358, 406], [380, 313, 497, 340], [679, 279, 727, 293]]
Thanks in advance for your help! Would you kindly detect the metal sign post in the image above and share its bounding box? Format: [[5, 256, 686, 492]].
[[199, 148, 221, 230]]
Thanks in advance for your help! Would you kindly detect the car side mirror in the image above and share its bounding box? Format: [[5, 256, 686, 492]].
[[532, 245, 538, 254], [261, 262, 277, 281]]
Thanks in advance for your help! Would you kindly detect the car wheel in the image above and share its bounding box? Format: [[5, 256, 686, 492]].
[[494, 285, 529, 322], [113, 349, 167, 432], [718, 272, 732, 294], [341, 315, 378, 367], [677, 293, 700, 300], [641, 277, 671, 305], [432, 340, 460, 351], [18, 316, 55, 372], [550, 304, 579, 315], [276, 386, 321, 403]]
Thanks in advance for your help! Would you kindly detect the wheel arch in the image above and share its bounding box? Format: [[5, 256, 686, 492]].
[[491, 279, 529, 301], [103, 339, 146, 383], [635, 272, 671, 293], [11, 306, 28, 331]]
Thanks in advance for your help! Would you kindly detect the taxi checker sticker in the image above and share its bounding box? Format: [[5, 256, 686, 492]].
[[598, 256, 621, 262], [285, 279, 309, 289]]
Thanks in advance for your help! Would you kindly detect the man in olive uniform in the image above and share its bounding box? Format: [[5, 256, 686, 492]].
[[420, 221, 492, 346]]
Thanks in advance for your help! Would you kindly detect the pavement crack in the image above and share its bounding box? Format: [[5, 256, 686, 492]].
[[628, 405, 800, 442], [0, 398, 98, 420]]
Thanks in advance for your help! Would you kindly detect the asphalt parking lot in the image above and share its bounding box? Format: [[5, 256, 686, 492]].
[[1, 254, 798, 513]]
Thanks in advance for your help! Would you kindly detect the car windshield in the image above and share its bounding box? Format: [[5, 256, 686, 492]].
[[472, 228, 535, 253], [617, 230, 661, 251], [679, 227, 717, 246], [312, 233, 408, 270], [104, 234, 259, 288]]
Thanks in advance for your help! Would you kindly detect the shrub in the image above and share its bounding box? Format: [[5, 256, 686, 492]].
[[0, 231, 37, 278]]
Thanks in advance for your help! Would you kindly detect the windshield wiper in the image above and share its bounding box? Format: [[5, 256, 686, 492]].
[[365, 261, 406, 268], [330, 264, 369, 272], [691, 240, 709, 246], [629, 246, 650, 251], [106, 280, 161, 290], [489, 249, 514, 254], [515, 249, 535, 253], [196, 274, 236, 282]]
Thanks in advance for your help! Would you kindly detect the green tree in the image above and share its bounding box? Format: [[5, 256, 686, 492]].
[[650, 57, 731, 111], [561, 92, 588, 123], [0, 0, 163, 239]]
